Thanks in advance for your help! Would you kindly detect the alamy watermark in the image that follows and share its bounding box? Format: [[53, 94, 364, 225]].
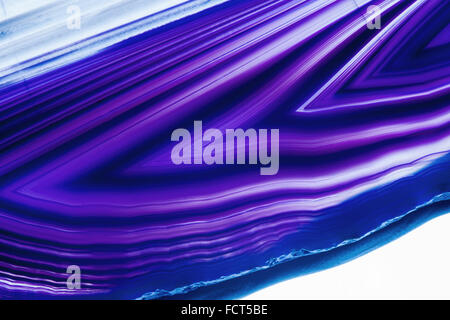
[[66, 2, 81, 30], [66, 265, 81, 289], [171, 121, 279, 175], [366, 5, 381, 30]]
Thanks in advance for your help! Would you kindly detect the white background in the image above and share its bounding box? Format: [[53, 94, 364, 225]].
[[243, 213, 450, 299]]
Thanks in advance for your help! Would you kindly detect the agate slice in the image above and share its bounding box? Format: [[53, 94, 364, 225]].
[[0, 0, 448, 299]]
